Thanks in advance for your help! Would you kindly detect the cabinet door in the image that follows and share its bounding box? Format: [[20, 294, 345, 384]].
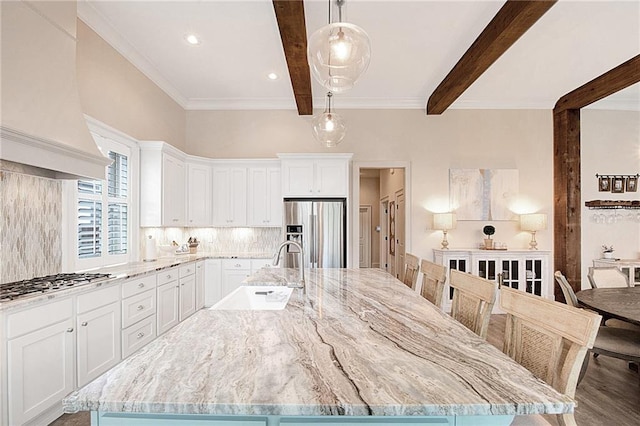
[[8, 319, 75, 425], [77, 301, 122, 387], [222, 269, 251, 298], [195, 260, 205, 309], [157, 281, 180, 335], [212, 167, 247, 226], [315, 160, 348, 196], [187, 162, 212, 226], [281, 160, 315, 196], [205, 259, 223, 307], [162, 153, 186, 225], [248, 167, 282, 226], [179, 275, 197, 321]]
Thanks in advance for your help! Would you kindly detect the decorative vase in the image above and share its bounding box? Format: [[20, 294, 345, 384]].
[[484, 239, 494, 250], [603, 252, 613, 259]]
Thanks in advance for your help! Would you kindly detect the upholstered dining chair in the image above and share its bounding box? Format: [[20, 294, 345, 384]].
[[419, 259, 447, 309], [500, 286, 601, 426], [587, 266, 631, 288], [554, 271, 640, 378], [402, 253, 420, 290], [448, 270, 497, 339]]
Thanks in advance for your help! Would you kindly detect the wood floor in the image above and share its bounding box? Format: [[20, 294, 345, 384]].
[[50, 315, 640, 426]]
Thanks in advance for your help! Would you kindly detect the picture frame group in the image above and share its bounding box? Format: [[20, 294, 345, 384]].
[[598, 175, 638, 193]]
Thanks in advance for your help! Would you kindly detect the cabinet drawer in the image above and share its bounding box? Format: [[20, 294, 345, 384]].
[[223, 259, 251, 270], [179, 263, 196, 278], [122, 315, 156, 358], [157, 268, 179, 286], [250, 259, 275, 271], [7, 298, 73, 339], [122, 274, 156, 299], [122, 289, 156, 328], [77, 285, 120, 314]]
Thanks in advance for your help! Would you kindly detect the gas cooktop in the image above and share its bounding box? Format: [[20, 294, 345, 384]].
[[0, 273, 113, 302]]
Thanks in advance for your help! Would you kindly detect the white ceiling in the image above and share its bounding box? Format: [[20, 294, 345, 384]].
[[78, 0, 640, 112]]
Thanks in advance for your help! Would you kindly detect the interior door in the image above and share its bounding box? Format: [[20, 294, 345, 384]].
[[395, 190, 406, 280], [359, 206, 372, 268]]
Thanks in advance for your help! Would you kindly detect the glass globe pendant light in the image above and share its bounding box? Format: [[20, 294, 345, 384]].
[[307, 0, 371, 93], [312, 92, 346, 147]]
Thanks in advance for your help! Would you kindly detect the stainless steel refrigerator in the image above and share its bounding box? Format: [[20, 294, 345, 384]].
[[282, 199, 346, 268]]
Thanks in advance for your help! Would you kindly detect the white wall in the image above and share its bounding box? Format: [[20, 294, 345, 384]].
[[186, 109, 554, 265], [581, 109, 640, 288]]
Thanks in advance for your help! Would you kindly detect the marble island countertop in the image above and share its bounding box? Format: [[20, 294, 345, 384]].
[[63, 268, 573, 419]]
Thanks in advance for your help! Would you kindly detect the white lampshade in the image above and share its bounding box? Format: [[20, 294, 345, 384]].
[[433, 213, 457, 231], [520, 213, 547, 232]]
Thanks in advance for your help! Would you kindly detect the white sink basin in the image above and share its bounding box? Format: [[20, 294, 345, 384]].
[[210, 286, 293, 311]]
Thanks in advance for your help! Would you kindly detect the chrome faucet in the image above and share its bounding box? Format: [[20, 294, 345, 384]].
[[273, 241, 305, 292]]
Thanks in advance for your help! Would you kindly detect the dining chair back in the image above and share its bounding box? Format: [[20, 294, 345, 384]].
[[587, 267, 631, 288], [500, 286, 601, 426], [402, 253, 420, 290], [419, 259, 447, 308], [554, 271, 579, 307], [448, 269, 497, 339]]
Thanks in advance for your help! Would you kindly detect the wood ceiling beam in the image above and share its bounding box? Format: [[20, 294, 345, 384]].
[[426, 0, 556, 115], [554, 55, 640, 113], [272, 0, 313, 116], [553, 55, 640, 298]]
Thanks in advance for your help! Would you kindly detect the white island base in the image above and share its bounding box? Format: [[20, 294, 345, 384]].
[[91, 412, 515, 426]]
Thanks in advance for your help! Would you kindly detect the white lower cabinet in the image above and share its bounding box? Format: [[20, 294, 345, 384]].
[[205, 259, 223, 306], [76, 287, 121, 388], [157, 279, 180, 336], [121, 274, 157, 359], [196, 260, 206, 309], [179, 264, 197, 321], [122, 316, 156, 359], [222, 259, 252, 299], [7, 302, 75, 426]]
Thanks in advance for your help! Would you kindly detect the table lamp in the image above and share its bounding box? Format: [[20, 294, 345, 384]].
[[433, 213, 456, 249], [520, 213, 547, 250]]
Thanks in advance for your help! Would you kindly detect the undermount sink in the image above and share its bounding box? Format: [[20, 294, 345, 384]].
[[210, 286, 294, 311]]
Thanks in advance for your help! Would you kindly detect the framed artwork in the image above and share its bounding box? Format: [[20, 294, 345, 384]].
[[626, 177, 638, 192], [612, 177, 625, 193], [389, 201, 395, 255], [449, 169, 518, 221], [598, 176, 611, 192]]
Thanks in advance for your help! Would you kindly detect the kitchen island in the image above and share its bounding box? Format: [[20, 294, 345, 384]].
[[63, 268, 572, 425]]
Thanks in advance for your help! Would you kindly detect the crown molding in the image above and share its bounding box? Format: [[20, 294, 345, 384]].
[[184, 97, 297, 111]]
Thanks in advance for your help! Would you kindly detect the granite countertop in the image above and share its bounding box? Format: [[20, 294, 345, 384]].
[[0, 252, 272, 312], [63, 268, 573, 418]]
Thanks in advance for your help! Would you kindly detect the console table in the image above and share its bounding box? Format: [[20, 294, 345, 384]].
[[434, 249, 552, 312]]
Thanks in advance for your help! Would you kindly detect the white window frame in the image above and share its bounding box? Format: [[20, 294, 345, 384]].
[[62, 117, 140, 271]]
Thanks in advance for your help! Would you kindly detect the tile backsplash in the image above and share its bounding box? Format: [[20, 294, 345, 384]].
[[0, 168, 62, 283], [141, 227, 283, 257]]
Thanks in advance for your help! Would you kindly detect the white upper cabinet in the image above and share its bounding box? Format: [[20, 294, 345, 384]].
[[140, 142, 186, 227], [279, 154, 352, 197], [248, 167, 282, 226], [186, 161, 212, 226], [212, 166, 247, 226]]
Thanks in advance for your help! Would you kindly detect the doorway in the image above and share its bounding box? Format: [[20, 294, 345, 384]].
[[353, 163, 411, 272]]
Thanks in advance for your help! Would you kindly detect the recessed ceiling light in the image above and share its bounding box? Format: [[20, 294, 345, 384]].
[[186, 34, 200, 45], [267, 73, 279, 80]]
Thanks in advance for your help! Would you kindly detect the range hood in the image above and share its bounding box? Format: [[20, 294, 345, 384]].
[[0, 0, 111, 180]]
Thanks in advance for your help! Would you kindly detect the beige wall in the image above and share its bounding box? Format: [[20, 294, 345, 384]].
[[359, 176, 381, 267], [76, 20, 186, 150], [581, 109, 640, 287], [186, 109, 554, 263]]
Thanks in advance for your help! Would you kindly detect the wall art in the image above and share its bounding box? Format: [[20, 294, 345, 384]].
[[449, 169, 519, 221]]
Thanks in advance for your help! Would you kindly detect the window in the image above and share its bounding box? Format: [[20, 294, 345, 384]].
[[75, 134, 132, 268]]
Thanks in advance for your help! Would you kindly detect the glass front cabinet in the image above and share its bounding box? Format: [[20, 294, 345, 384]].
[[433, 249, 551, 312]]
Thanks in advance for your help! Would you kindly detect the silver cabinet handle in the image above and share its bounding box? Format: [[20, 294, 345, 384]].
[[67, 327, 74, 333], [137, 305, 145, 311], [81, 322, 88, 326], [138, 283, 145, 288], [137, 332, 145, 339], [235, 263, 241, 267], [166, 274, 172, 279]]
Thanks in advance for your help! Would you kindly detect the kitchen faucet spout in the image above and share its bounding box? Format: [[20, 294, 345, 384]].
[[273, 241, 305, 292]]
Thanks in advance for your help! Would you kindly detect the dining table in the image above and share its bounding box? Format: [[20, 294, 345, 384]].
[[576, 286, 640, 326]]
